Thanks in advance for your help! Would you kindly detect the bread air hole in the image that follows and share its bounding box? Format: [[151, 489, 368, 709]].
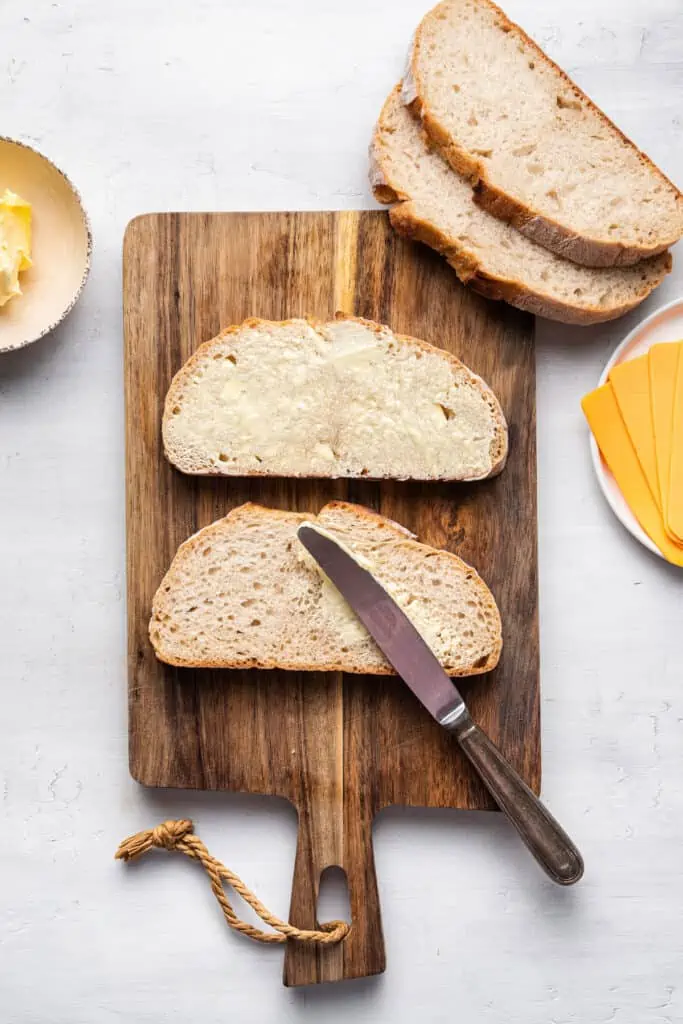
[[556, 94, 582, 111], [437, 403, 455, 421], [172, 406, 181, 415], [218, 453, 229, 462], [227, 354, 237, 365]]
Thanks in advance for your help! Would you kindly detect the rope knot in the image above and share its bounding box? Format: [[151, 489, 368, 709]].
[[115, 818, 194, 862], [152, 819, 194, 850]]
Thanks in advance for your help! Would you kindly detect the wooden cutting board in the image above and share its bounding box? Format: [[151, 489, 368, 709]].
[[123, 211, 538, 987]]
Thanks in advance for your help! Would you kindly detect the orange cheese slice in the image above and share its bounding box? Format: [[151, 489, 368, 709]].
[[667, 345, 683, 543], [581, 383, 683, 566], [609, 354, 660, 508], [649, 341, 681, 526]]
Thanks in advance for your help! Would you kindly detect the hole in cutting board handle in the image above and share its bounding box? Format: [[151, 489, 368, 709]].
[[317, 866, 351, 925]]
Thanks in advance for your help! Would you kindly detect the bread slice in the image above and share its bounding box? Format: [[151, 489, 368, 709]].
[[370, 87, 671, 325], [163, 314, 507, 480], [149, 501, 502, 676], [404, 0, 683, 268]]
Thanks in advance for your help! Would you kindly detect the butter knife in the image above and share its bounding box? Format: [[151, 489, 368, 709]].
[[297, 524, 584, 886]]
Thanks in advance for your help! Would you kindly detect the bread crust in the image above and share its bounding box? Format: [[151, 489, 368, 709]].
[[149, 500, 503, 676], [370, 86, 672, 325], [387, 202, 672, 326], [405, 0, 683, 268], [162, 314, 508, 479]]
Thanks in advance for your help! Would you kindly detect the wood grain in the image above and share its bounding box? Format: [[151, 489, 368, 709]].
[[123, 211, 538, 987]]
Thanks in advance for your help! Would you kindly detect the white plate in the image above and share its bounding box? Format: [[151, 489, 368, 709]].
[[590, 297, 683, 560]]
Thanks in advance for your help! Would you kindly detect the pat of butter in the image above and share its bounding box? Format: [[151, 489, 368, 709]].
[[297, 521, 440, 651], [326, 331, 378, 368], [312, 442, 336, 462], [298, 522, 374, 572], [296, 523, 374, 643], [0, 189, 32, 308]]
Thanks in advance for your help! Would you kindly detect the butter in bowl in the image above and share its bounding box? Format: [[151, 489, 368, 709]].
[[0, 137, 91, 354]]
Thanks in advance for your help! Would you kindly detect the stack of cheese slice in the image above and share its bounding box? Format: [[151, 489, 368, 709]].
[[582, 342, 683, 565]]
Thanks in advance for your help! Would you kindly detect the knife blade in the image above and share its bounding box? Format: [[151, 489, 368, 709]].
[[297, 523, 584, 886], [297, 522, 467, 727]]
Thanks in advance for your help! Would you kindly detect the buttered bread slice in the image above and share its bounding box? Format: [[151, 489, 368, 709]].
[[149, 501, 503, 675], [163, 315, 507, 481]]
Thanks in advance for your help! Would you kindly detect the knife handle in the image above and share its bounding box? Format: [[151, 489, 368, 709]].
[[448, 712, 584, 886]]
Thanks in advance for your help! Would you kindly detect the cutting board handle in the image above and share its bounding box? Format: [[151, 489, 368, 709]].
[[283, 799, 385, 986]]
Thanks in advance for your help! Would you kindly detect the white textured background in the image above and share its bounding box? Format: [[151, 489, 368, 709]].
[[1, 1, 683, 1020]]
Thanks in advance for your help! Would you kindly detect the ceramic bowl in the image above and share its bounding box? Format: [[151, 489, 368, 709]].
[[0, 137, 92, 353]]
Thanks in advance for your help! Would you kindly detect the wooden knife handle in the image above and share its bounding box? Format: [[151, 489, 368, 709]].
[[449, 711, 584, 886]]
